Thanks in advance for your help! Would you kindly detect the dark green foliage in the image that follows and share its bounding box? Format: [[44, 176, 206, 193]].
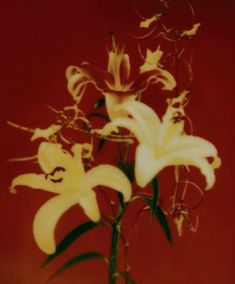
[[47, 252, 106, 282], [94, 98, 105, 109], [41, 221, 103, 267]]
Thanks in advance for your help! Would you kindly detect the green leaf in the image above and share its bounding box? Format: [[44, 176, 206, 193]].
[[94, 98, 105, 108], [41, 221, 102, 267], [47, 252, 106, 282], [144, 198, 172, 243], [154, 206, 172, 243], [86, 112, 109, 121], [151, 178, 159, 216], [116, 272, 137, 284], [117, 192, 124, 209], [118, 161, 135, 182]]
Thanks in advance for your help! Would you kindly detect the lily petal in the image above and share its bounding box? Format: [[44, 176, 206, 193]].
[[133, 68, 176, 92], [107, 50, 131, 87], [85, 165, 132, 202], [78, 191, 100, 222], [168, 153, 216, 190], [186, 157, 216, 190], [10, 173, 61, 194], [66, 64, 112, 100], [104, 92, 137, 120], [33, 193, 81, 254], [115, 101, 161, 148], [166, 135, 218, 158], [135, 143, 217, 189], [135, 144, 165, 188], [37, 142, 72, 173], [158, 106, 185, 146]]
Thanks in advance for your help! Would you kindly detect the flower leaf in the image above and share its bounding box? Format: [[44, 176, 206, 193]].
[[144, 198, 172, 243], [118, 161, 135, 182], [47, 252, 106, 282], [117, 192, 124, 209], [154, 206, 172, 242], [94, 98, 105, 109], [151, 178, 159, 216], [41, 221, 103, 267]]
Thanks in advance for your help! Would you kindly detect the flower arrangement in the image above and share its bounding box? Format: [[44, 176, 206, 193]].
[[8, 1, 221, 283]]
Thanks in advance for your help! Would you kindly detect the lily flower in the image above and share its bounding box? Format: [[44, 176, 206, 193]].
[[98, 93, 221, 189], [10, 142, 132, 254], [66, 41, 176, 119]]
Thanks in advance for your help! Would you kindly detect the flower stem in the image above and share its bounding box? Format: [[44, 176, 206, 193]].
[[109, 221, 120, 284]]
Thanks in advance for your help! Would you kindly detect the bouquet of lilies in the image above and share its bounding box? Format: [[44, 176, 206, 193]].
[[8, 2, 221, 283]]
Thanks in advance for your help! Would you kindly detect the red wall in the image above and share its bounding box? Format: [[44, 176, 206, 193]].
[[0, 0, 234, 283]]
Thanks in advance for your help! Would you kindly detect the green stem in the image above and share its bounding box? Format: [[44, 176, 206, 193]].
[[109, 221, 120, 284]]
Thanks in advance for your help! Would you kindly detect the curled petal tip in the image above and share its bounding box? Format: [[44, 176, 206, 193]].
[[211, 156, 222, 169], [9, 186, 17, 194]]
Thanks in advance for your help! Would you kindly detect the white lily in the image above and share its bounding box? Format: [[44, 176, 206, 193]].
[[99, 93, 221, 189], [10, 142, 132, 254]]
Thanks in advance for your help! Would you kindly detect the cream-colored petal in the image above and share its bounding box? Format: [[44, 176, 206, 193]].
[[66, 66, 88, 102], [166, 135, 218, 158], [154, 68, 177, 91], [108, 51, 131, 83], [121, 53, 131, 82], [70, 144, 86, 177], [85, 165, 132, 202], [162, 151, 216, 189], [159, 106, 184, 146], [211, 156, 222, 169], [33, 193, 81, 254], [135, 143, 217, 190], [104, 93, 137, 120], [164, 154, 216, 190], [116, 101, 160, 148], [188, 157, 215, 190], [135, 144, 168, 188], [38, 142, 72, 173], [78, 191, 100, 222], [157, 152, 216, 190], [10, 173, 60, 194], [107, 50, 131, 89], [164, 151, 216, 189], [68, 74, 88, 103]]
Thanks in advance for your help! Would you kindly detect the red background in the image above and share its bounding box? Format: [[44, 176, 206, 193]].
[[0, 0, 234, 283]]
